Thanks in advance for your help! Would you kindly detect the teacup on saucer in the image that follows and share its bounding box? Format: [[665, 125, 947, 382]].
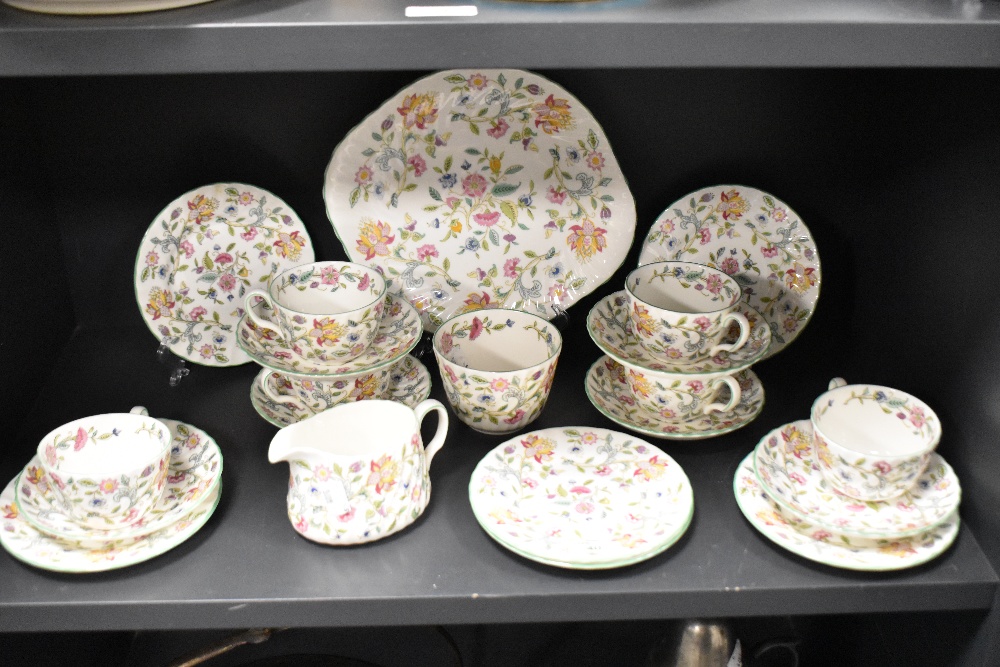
[[753, 420, 960, 539], [587, 292, 771, 374], [237, 292, 422, 376], [252, 355, 432, 428], [585, 356, 764, 440], [16, 419, 222, 545]]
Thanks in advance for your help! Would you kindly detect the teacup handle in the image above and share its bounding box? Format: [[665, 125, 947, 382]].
[[413, 399, 448, 468], [702, 375, 742, 415], [244, 289, 283, 336], [259, 372, 309, 410], [829, 377, 847, 390], [708, 311, 751, 357]]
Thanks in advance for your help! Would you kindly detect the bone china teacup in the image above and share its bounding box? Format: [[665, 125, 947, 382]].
[[432, 309, 562, 434], [618, 359, 742, 422], [268, 399, 448, 545], [811, 378, 941, 501], [257, 366, 393, 418], [625, 261, 750, 365], [37, 407, 171, 530], [245, 261, 387, 365]]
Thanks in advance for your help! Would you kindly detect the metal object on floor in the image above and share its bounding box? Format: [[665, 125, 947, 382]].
[[646, 619, 742, 667]]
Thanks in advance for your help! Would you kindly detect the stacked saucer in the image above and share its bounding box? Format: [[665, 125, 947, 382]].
[[235, 262, 430, 426], [584, 276, 771, 440], [1, 410, 222, 573], [735, 382, 961, 570]]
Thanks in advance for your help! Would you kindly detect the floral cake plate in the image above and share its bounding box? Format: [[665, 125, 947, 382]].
[[734, 454, 958, 571], [585, 357, 764, 441], [251, 355, 433, 428], [15, 419, 222, 544], [323, 69, 636, 333], [753, 420, 960, 539], [237, 293, 422, 376], [587, 292, 771, 374], [1, 0, 214, 15], [469, 427, 693, 569], [135, 183, 315, 366], [1, 479, 221, 574], [638, 185, 820, 360]]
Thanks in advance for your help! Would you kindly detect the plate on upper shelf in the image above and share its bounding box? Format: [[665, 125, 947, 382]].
[[469, 427, 693, 569], [135, 183, 315, 367], [323, 69, 636, 332], [1, 0, 214, 14], [638, 185, 820, 359]]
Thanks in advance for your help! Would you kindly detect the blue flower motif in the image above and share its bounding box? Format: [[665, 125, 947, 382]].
[[461, 160, 472, 171], [439, 173, 457, 189], [566, 148, 580, 163], [347, 332, 360, 342], [464, 238, 480, 252], [506, 319, 515, 328], [519, 194, 532, 207], [213, 334, 226, 345], [875, 391, 887, 402], [547, 263, 565, 279], [374, 183, 385, 199]]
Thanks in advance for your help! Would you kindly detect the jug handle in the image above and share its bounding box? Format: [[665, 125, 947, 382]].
[[414, 399, 448, 468]]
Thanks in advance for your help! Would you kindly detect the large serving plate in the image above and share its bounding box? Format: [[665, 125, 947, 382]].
[[469, 427, 693, 569], [638, 185, 820, 359], [2, 0, 213, 14], [135, 183, 314, 366], [324, 69, 636, 332]]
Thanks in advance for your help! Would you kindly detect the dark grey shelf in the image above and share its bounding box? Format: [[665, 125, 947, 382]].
[[2, 0, 1000, 76], [0, 324, 995, 633]]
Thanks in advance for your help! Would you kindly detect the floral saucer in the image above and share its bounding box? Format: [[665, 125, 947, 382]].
[[734, 453, 958, 571], [236, 293, 422, 376], [323, 69, 636, 333], [638, 185, 820, 359], [135, 183, 315, 366], [585, 357, 764, 441], [753, 420, 961, 539], [469, 427, 694, 569], [587, 292, 771, 374], [1, 479, 221, 574], [251, 355, 433, 428], [15, 419, 222, 544]]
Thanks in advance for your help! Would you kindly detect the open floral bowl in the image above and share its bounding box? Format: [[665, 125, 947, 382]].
[[36, 408, 171, 530], [432, 308, 561, 434]]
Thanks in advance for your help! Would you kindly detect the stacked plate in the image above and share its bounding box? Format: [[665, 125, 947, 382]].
[[734, 420, 961, 571], [1, 417, 222, 573]]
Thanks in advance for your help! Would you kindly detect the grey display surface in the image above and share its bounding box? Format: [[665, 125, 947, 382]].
[[0, 325, 995, 633], [1, 0, 1000, 76]]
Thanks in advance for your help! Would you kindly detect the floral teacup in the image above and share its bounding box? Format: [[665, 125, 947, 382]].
[[256, 366, 393, 417], [625, 261, 750, 365], [432, 309, 562, 434], [245, 261, 386, 365], [618, 359, 742, 423], [811, 378, 941, 501], [268, 399, 448, 545], [36, 407, 172, 530]]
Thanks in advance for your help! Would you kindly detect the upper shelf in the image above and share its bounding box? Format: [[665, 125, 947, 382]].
[[2, 0, 1000, 76]]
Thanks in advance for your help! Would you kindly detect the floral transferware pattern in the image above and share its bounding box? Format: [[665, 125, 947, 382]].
[[638, 186, 819, 360], [585, 357, 764, 441], [588, 292, 770, 374], [17, 419, 222, 544], [324, 69, 636, 332], [434, 311, 560, 434], [252, 356, 433, 428], [753, 421, 960, 539], [813, 385, 940, 501], [40, 414, 171, 529], [247, 262, 386, 365], [734, 454, 958, 571], [626, 262, 748, 365], [1, 478, 221, 574], [469, 427, 693, 569], [135, 183, 314, 366], [237, 293, 422, 376], [285, 432, 432, 545]]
